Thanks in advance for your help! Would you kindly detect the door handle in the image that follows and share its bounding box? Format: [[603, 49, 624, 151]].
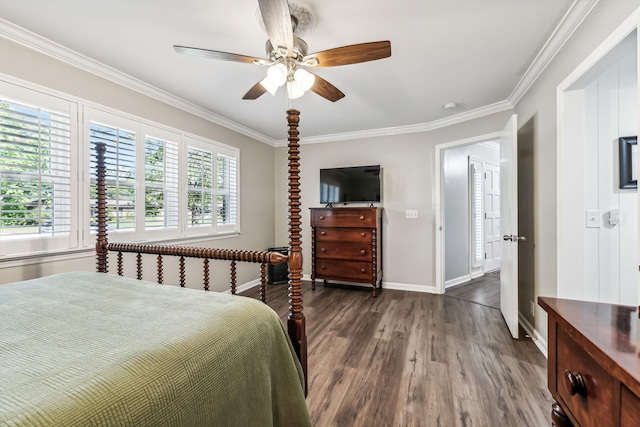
[[503, 234, 526, 242]]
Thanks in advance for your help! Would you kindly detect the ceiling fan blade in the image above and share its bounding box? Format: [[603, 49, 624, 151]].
[[242, 81, 268, 100], [309, 74, 345, 102], [258, 0, 293, 55], [303, 41, 391, 67], [173, 45, 261, 64]]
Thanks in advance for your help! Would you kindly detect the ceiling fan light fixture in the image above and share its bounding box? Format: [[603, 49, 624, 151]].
[[267, 63, 288, 86], [287, 80, 305, 99], [260, 76, 279, 96], [293, 68, 315, 91]]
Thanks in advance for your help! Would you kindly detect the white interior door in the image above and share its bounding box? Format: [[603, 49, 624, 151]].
[[500, 114, 519, 339]]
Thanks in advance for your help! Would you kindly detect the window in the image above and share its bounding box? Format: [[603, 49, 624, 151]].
[[0, 82, 239, 259], [0, 83, 78, 256], [185, 137, 239, 235], [87, 108, 239, 243]]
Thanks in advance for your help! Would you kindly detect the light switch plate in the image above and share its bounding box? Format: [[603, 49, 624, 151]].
[[585, 210, 601, 228], [405, 210, 418, 219]]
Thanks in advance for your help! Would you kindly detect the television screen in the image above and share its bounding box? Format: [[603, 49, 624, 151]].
[[319, 165, 381, 204]]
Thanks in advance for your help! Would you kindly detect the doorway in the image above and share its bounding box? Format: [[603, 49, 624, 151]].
[[435, 119, 536, 339], [440, 139, 501, 308]]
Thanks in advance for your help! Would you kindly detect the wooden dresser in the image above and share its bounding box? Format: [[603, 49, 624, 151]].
[[310, 207, 382, 297], [538, 297, 640, 426]]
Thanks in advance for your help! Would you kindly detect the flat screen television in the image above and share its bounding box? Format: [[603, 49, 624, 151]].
[[319, 165, 382, 205]]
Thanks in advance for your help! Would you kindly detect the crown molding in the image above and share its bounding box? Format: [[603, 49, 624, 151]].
[[508, 0, 600, 105], [274, 100, 513, 146], [0, 18, 277, 146]]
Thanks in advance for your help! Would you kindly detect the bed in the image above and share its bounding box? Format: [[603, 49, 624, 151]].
[[0, 110, 309, 426]]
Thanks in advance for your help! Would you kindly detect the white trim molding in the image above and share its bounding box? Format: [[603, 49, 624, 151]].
[[519, 312, 548, 358]]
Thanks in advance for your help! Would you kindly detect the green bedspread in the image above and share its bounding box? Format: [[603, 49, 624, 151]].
[[0, 272, 311, 426]]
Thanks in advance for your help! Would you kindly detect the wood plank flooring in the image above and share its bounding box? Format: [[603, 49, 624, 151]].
[[242, 282, 551, 427], [446, 270, 500, 309]]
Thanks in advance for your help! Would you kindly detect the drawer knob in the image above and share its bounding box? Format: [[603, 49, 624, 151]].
[[360, 232, 366, 237], [319, 215, 325, 220], [321, 265, 326, 270], [320, 231, 326, 236], [321, 248, 326, 252], [563, 370, 587, 398], [360, 249, 366, 255], [359, 215, 365, 220], [360, 268, 366, 273]]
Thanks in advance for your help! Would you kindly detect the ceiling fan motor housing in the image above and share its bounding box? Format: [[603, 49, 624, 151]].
[[266, 35, 308, 61]]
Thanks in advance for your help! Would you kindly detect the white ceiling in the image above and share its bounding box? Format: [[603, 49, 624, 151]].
[[0, 0, 587, 143]]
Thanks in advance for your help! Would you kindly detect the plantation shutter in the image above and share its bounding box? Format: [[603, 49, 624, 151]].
[[145, 136, 179, 229], [187, 146, 214, 227], [89, 122, 136, 231], [0, 97, 72, 238], [216, 152, 237, 226], [470, 162, 484, 267]]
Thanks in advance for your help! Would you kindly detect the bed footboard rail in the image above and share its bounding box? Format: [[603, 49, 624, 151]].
[[100, 243, 288, 302]]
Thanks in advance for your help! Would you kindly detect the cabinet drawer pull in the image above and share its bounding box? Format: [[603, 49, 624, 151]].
[[320, 231, 326, 236], [319, 215, 325, 220], [360, 268, 366, 273], [360, 249, 366, 255], [321, 247, 326, 252], [359, 215, 365, 220], [360, 232, 366, 237], [321, 265, 326, 270], [563, 370, 587, 397]]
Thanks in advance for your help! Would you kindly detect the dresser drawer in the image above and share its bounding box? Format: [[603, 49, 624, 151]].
[[316, 242, 372, 261], [621, 385, 640, 426], [314, 259, 372, 281], [311, 208, 376, 227], [556, 327, 615, 427], [315, 227, 374, 243]]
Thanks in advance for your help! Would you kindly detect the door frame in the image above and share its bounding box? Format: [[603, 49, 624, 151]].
[[435, 132, 501, 295]]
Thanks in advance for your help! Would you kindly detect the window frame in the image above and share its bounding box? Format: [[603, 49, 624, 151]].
[[0, 80, 79, 257], [0, 76, 241, 261]]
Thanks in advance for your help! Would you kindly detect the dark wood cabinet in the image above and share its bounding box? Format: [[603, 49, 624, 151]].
[[538, 297, 640, 427], [310, 207, 382, 297]]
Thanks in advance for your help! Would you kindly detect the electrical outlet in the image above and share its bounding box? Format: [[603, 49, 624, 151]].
[[405, 210, 418, 219], [530, 300, 535, 317]]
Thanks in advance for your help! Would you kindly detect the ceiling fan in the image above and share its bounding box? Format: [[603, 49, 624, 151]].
[[173, 0, 391, 102]]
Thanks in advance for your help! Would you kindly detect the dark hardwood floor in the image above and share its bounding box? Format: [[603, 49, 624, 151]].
[[446, 270, 500, 309], [242, 281, 551, 427]]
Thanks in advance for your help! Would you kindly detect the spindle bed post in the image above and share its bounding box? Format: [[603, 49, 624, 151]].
[[286, 109, 307, 394], [95, 142, 108, 273]]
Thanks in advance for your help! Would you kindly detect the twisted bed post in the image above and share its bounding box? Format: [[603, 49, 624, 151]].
[[286, 109, 307, 395], [95, 142, 108, 273]]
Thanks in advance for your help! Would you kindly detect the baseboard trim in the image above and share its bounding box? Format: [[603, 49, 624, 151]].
[[519, 312, 548, 358], [223, 278, 260, 295], [445, 274, 472, 289], [383, 281, 439, 294]]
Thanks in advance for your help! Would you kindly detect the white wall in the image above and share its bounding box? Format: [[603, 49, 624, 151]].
[[515, 1, 640, 343], [0, 37, 276, 291], [274, 111, 513, 293], [443, 142, 499, 286], [559, 33, 638, 304]]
